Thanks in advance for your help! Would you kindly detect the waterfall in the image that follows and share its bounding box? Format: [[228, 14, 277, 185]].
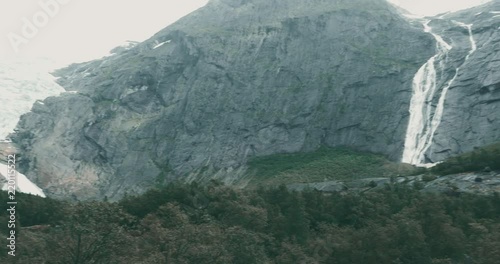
[[402, 20, 477, 165], [453, 22, 477, 57], [401, 21, 451, 165]]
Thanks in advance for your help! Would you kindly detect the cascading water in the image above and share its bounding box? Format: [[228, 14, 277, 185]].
[[402, 20, 477, 166], [401, 21, 451, 165], [454, 22, 477, 58]]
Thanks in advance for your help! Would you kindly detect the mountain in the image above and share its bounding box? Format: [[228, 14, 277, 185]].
[[10, 0, 500, 201], [399, 1, 500, 165], [420, 3, 500, 163]]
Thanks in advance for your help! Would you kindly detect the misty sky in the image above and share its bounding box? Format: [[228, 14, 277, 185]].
[[0, 0, 209, 66], [0, 0, 492, 66], [387, 0, 491, 16]]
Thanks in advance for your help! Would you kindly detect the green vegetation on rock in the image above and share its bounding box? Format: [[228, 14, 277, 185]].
[[246, 146, 424, 186], [431, 142, 500, 175]]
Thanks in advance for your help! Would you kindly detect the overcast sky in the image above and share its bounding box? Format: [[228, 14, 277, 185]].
[[0, 0, 209, 66], [0, 0, 492, 67], [387, 0, 491, 16]]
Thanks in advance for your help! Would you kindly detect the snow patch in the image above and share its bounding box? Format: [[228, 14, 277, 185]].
[[402, 13, 425, 20], [0, 163, 46, 197], [437, 12, 450, 19], [153, 40, 171, 49], [110, 41, 138, 53]]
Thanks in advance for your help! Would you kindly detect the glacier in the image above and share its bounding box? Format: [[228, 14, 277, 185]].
[[0, 59, 65, 139], [0, 58, 65, 197]]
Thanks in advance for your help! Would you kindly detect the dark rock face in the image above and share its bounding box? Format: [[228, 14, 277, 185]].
[[11, 0, 446, 200], [422, 1, 500, 162]]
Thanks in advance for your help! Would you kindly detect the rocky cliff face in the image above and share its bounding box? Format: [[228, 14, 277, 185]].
[[287, 171, 500, 196], [422, 1, 500, 162], [13, 0, 497, 201]]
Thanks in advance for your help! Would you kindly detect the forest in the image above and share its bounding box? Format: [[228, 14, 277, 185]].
[[1, 179, 499, 263]]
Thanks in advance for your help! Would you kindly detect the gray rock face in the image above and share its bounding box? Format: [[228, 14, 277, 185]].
[[421, 1, 500, 162], [9, 0, 454, 200], [287, 171, 500, 196]]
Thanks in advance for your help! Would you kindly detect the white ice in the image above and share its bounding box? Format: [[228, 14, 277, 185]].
[[0, 59, 65, 140], [0, 58, 64, 197], [0, 163, 46, 197], [153, 40, 171, 49]]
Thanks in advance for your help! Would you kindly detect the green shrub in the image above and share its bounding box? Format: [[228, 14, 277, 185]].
[[422, 174, 437, 182], [246, 146, 422, 186], [432, 142, 500, 175]]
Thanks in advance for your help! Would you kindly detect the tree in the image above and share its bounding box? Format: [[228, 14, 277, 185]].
[[48, 202, 132, 264]]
